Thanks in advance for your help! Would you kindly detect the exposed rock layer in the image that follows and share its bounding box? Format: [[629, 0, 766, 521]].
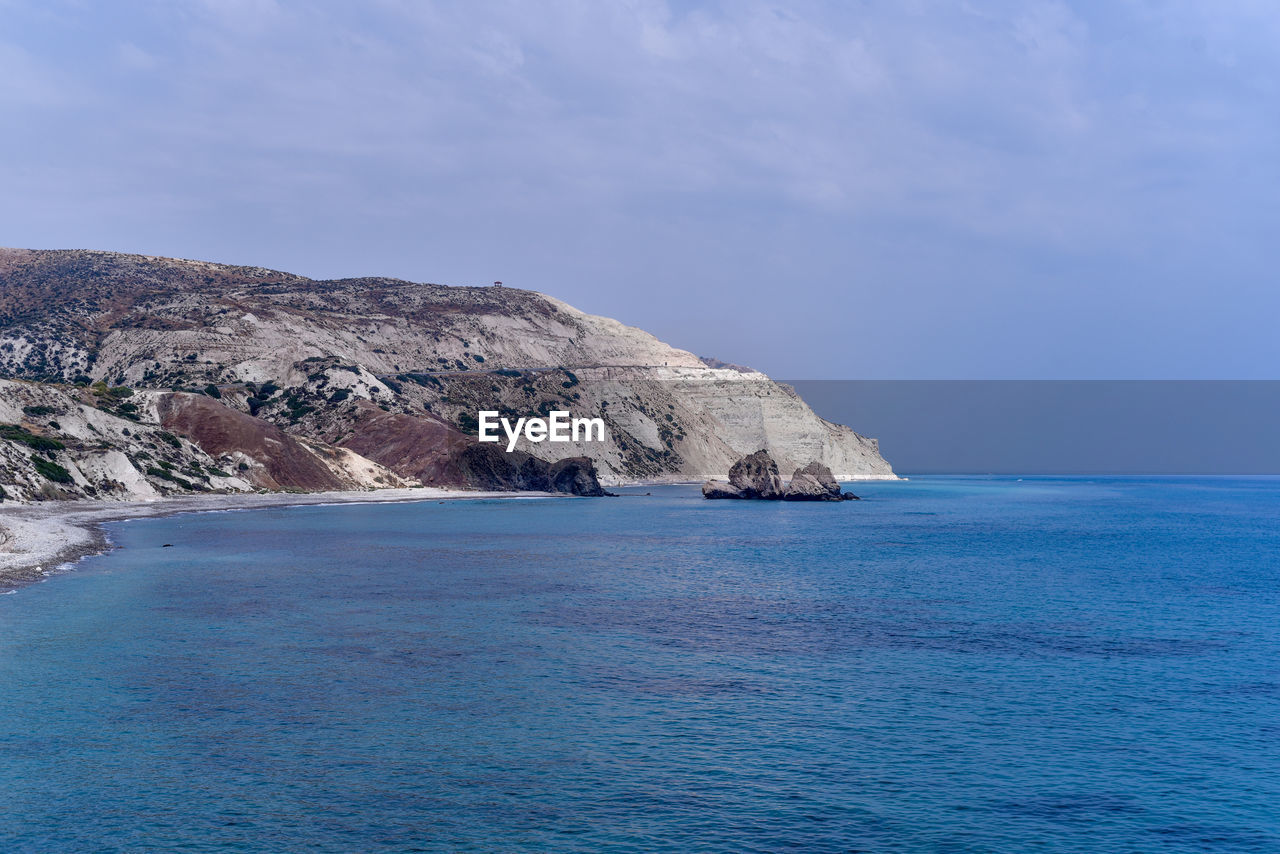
[[154, 393, 396, 492]]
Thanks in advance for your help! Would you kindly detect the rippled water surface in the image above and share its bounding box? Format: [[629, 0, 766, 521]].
[[2, 477, 1279, 852]]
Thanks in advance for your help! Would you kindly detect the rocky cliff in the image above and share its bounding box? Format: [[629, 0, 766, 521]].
[[0, 248, 893, 501]]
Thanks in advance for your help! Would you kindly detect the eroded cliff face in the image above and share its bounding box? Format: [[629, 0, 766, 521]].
[[151, 393, 406, 492], [0, 248, 895, 494], [0, 379, 405, 502]]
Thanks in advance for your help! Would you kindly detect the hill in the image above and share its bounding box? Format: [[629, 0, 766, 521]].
[[0, 248, 893, 501]]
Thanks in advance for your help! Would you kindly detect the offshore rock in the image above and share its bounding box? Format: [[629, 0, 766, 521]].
[[701, 481, 746, 500], [703, 452, 861, 501], [728, 449, 785, 499], [783, 461, 842, 501]]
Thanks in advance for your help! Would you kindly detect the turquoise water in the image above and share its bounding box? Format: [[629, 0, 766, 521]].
[[2, 477, 1278, 852]]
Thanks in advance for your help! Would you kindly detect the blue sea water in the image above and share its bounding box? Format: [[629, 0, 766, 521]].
[[1, 476, 1279, 852]]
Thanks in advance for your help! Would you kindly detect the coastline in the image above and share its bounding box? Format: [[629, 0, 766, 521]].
[[2, 473, 905, 592], [608, 473, 902, 487], [0, 487, 558, 592]]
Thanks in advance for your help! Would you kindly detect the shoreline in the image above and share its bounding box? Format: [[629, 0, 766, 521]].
[[607, 474, 902, 487], [0, 487, 558, 592], [1, 474, 906, 592]]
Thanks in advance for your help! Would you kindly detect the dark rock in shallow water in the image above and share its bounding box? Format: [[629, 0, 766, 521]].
[[728, 449, 786, 499], [702, 481, 746, 499], [783, 461, 842, 501], [703, 451, 860, 501]]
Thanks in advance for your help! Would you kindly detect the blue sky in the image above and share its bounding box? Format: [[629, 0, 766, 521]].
[[1, 1, 1276, 378]]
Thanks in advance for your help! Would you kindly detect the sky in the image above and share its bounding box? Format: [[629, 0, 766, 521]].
[[1, 0, 1277, 379]]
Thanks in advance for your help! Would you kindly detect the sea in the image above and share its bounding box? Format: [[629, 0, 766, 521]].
[[1, 476, 1278, 853]]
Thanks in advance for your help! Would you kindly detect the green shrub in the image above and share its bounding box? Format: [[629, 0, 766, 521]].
[[22, 405, 55, 417], [32, 455, 73, 484], [204, 384, 222, 399], [286, 404, 315, 423], [400, 372, 441, 388], [91, 382, 133, 400], [157, 431, 182, 448], [1, 424, 65, 452], [328, 388, 351, 403], [147, 466, 195, 490]]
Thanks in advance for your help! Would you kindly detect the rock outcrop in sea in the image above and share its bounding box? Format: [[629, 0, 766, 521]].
[[783, 461, 850, 501], [702, 451, 860, 502], [702, 450, 784, 499]]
